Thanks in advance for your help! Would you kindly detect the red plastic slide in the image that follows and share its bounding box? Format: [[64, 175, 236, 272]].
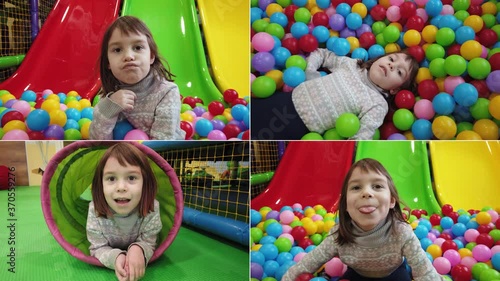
[[252, 141, 355, 212], [0, 0, 121, 99]]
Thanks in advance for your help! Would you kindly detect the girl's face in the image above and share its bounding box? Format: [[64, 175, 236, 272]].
[[102, 156, 143, 216], [345, 167, 396, 231], [107, 28, 155, 85], [368, 53, 411, 93]]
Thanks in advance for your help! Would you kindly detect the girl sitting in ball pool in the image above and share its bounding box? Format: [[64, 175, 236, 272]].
[[251, 49, 419, 140]]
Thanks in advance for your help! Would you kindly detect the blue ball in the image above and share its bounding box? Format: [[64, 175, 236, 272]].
[[346, 13, 362, 30], [451, 222, 467, 237], [312, 26, 330, 43], [305, 245, 316, 252], [57, 93, 67, 104], [432, 93, 456, 115], [290, 246, 305, 257], [65, 108, 81, 121], [455, 26, 476, 44], [251, 251, 266, 266], [271, 35, 282, 52], [326, 36, 338, 52], [336, 3, 351, 17], [362, 14, 374, 26], [259, 244, 279, 260], [418, 219, 432, 231], [26, 109, 50, 131], [250, 209, 262, 226], [276, 252, 293, 265], [112, 120, 134, 140], [20, 90, 37, 102], [283, 66, 306, 87], [412, 119, 433, 140], [310, 277, 328, 281], [491, 252, 500, 271], [292, 0, 307, 7], [332, 37, 351, 56], [290, 22, 309, 39], [453, 105, 473, 123], [231, 104, 249, 121], [420, 237, 433, 251], [260, 235, 277, 244], [438, 15, 462, 30], [453, 83, 478, 107], [425, 0, 443, 17], [414, 225, 429, 239], [351, 48, 369, 61], [457, 214, 471, 225], [194, 118, 213, 137], [440, 216, 454, 229], [453, 239, 464, 249], [265, 222, 283, 238], [362, 0, 378, 10], [81, 107, 94, 120], [263, 260, 280, 277], [466, 220, 479, 229], [272, 47, 291, 68], [250, 7, 263, 24], [270, 12, 288, 27], [63, 119, 80, 130], [316, 0, 330, 9], [368, 44, 385, 59]]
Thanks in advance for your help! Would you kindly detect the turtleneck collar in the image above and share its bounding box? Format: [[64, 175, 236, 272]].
[[116, 69, 157, 95], [360, 68, 389, 99], [351, 217, 393, 247]]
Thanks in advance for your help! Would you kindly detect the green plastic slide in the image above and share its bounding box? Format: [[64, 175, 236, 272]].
[[121, 0, 223, 103], [355, 141, 441, 215]]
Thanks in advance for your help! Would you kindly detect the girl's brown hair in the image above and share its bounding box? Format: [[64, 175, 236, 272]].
[[335, 158, 407, 245], [99, 15, 175, 94], [357, 50, 420, 93], [92, 142, 157, 218]]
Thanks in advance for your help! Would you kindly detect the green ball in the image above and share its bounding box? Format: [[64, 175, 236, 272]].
[[467, 58, 491, 80], [263, 219, 278, 230], [29, 101, 36, 107], [452, 0, 470, 11], [276, 0, 291, 7], [285, 55, 307, 70], [289, 220, 303, 227], [489, 47, 500, 58], [294, 7, 311, 23], [251, 0, 258, 7], [372, 128, 380, 140], [323, 128, 345, 140], [64, 96, 78, 105], [465, 242, 477, 251], [436, 27, 455, 47], [472, 262, 490, 280], [489, 229, 500, 242], [250, 227, 263, 243], [180, 103, 192, 113], [316, 208, 327, 217], [310, 233, 323, 245], [491, 25, 500, 41], [482, 14, 496, 28], [301, 132, 324, 140], [265, 23, 285, 39], [444, 54, 467, 76], [480, 269, 500, 281], [375, 33, 387, 47], [213, 115, 228, 124], [382, 25, 400, 43], [252, 19, 269, 33], [64, 129, 82, 140], [0, 90, 11, 96], [251, 76, 276, 98], [92, 95, 101, 107], [372, 21, 387, 35], [262, 278, 277, 281], [470, 98, 492, 120], [432, 225, 443, 233], [457, 122, 474, 134], [428, 58, 447, 78], [426, 44, 446, 61], [336, 113, 360, 138], [78, 118, 92, 128], [454, 10, 470, 22], [393, 109, 415, 130], [0, 107, 7, 115], [0, 128, 4, 140], [274, 237, 292, 253]]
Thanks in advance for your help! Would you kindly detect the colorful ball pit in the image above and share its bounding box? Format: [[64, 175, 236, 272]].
[[251, 0, 500, 140], [250, 203, 500, 281]]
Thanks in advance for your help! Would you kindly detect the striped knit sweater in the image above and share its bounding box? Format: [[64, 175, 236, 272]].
[[292, 48, 389, 139], [282, 219, 444, 281]]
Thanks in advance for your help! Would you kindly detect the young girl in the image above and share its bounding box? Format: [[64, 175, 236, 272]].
[[251, 49, 419, 140], [282, 158, 443, 281], [90, 16, 185, 140], [86, 142, 162, 281]]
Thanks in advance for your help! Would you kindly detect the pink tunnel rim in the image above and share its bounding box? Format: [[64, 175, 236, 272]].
[[41, 141, 184, 266]]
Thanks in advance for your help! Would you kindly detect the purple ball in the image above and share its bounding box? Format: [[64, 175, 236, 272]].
[[192, 106, 206, 117], [266, 210, 280, 221], [340, 27, 356, 38], [251, 262, 264, 279], [210, 119, 225, 131], [258, 0, 273, 11], [486, 70, 500, 92], [388, 133, 407, 140], [228, 119, 247, 131], [252, 52, 275, 73], [44, 125, 65, 139], [356, 24, 372, 37], [329, 14, 345, 31]]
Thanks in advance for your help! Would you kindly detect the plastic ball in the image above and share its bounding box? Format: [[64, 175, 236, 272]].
[[112, 120, 134, 140], [124, 129, 149, 140], [461, 40, 483, 60], [472, 244, 492, 262], [432, 116, 457, 140], [252, 32, 275, 52], [2, 129, 29, 140], [252, 76, 277, 98], [489, 96, 500, 120], [468, 58, 491, 80], [298, 34, 319, 53], [426, 44, 445, 61], [222, 124, 242, 139], [331, 38, 351, 56], [456, 130, 482, 140], [325, 257, 346, 277], [403, 29, 421, 47], [1, 110, 24, 127], [252, 51, 275, 73], [473, 119, 499, 140], [25, 109, 50, 131], [453, 83, 478, 107], [486, 71, 500, 92], [444, 55, 467, 76], [335, 113, 360, 138], [412, 119, 433, 140], [283, 66, 306, 87], [432, 93, 455, 115]]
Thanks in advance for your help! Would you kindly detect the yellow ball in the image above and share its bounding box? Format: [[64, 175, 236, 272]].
[[464, 15, 484, 33], [266, 3, 283, 17], [3, 120, 26, 132], [251, 244, 262, 251], [460, 40, 483, 60], [81, 121, 91, 139], [323, 220, 335, 233], [385, 43, 401, 53], [314, 220, 325, 233], [0, 93, 16, 104], [222, 110, 233, 122], [46, 94, 60, 102], [180, 112, 194, 122], [66, 100, 82, 111], [435, 77, 446, 92], [379, 0, 391, 9], [422, 25, 438, 43], [41, 99, 60, 113], [259, 210, 270, 221], [426, 244, 442, 260], [432, 116, 457, 140], [410, 220, 419, 229], [403, 29, 422, 47], [256, 221, 265, 231], [304, 208, 316, 217], [265, 69, 284, 90], [67, 90, 80, 97], [329, 30, 339, 37], [303, 222, 318, 235], [416, 67, 433, 84], [488, 95, 500, 120], [301, 217, 313, 225], [456, 130, 482, 140], [403, 131, 415, 140], [346, 37, 360, 52], [352, 3, 368, 18], [305, 0, 317, 10], [482, 2, 498, 15], [473, 119, 499, 140], [389, 22, 403, 32], [458, 248, 472, 258], [476, 211, 492, 225], [49, 109, 67, 127], [324, 212, 335, 220], [79, 99, 91, 109], [313, 204, 325, 211]]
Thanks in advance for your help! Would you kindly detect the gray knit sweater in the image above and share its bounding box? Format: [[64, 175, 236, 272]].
[[292, 48, 389, 139], [282, 219, 444, 281], [90, 71, 185, 140], [86, 200, 162, 269]]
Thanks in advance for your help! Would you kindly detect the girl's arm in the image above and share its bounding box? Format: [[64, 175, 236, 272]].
[[402, 225, 444, 281], [89, 93, 125, 140], [149, 83, 185, 140], [281, 233, 338, 281], [86, 203, 126, 269], [128, 200, 162, 264], [352, 105, 387, 140], [305, 48, 343, 80]]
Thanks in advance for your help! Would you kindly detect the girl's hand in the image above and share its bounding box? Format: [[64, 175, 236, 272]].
[[126, 245, 145, 281], [115, 253, 129, 281], [110, 90, 136, 112]]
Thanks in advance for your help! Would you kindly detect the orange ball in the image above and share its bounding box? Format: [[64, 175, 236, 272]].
[[456, 130, 483, 140], [473, 119, 499, 140]]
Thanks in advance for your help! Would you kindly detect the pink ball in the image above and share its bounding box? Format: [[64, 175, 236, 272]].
[[325, 257, 347, 277], [434, 237, 445, 247], [283, 84, 294, 92], [292, 203, 302, 210], [386, 6, 401, 22], [325, 7, 336, 17], [443, 249, 461, 266], [280, 210, 295, 224], [414, 0, 429, 7], [487, 210, 499, 223], [460, 256, 478, 270], [293, 252, 307, 262], [415, 8, 428, 22], [207, 130, 227, 140], [472, 244, 492, 262], [11, 100, 31, 117], [427, 232, 437, 241], [433, 257, 451, 274], [59, 104, 67, 111], [464, 229, 480, 242], [491, 245, 500, 256], [279, 233, 294, 244], [481, 45, 488, 59], [201, 111, 214, 120], [251, 73, 256, 83], [390, 0, 404, 6], [444, 76, 465, 94], [311, 214, 323, 221], [42, 89, 53, 96], [440, 4, 454, 15], [414, 99, 435, 120], [282, 224, 292, 234], [124, 129, 149, 140], [252, 32, 275, 52], [2, 129, 29, 140]]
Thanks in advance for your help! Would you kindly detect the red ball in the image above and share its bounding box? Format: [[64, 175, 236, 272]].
[[430, 214, 442, 226], [283, 5, 299, 21], [451, 264, 472, 281], [411, 209, 423, 219], [183, 96, 197, 109], [312, 12, 329, 27], [478, 29, 498, 48], [1, 110, 25, 127], [282, 37, 301, 55], [470, 79, 490, 99], [241, 130, 250, 140], [299, 34, 319, 53], [295, 273, 315, 281], [439, 233, 453, 241], [180, 121, 194, 139], [345, 0, 361, 6], [418, 79, 439, 100], [395, 90, 416, 109], [222, 124, 241, 139], [208, 101, 225, 116], [476, 233, 494, 248], [330, 0, 344, 7], [407, 45, 425, 63], [477, 224, 493, 234], [496, 218, 500, 230], [193, 97, 204, 105], [370, 5, 387, 21], [405, 15, 425, 32], [441, 0, 452, 4], [400, 1, 417, 19], [359, 32, 376, 49], [232, 98, 248, 107], [441, 240, 458, 253], [447, 44, 462, 56], [449, 211, 459, 223], [379, 121, 400, 140], [467, 5, 483, 16], [298, 237, 314, 249], [290, 226, 307, 241], [442, 204, 453, 217], [27, 130, 45, 140], [223, 89, 239, 103], [490, 53, 500, 71]]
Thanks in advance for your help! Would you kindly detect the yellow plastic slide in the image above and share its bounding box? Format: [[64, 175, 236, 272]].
[[198, 0, 249, 97], [429, 141, 500, 211]]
